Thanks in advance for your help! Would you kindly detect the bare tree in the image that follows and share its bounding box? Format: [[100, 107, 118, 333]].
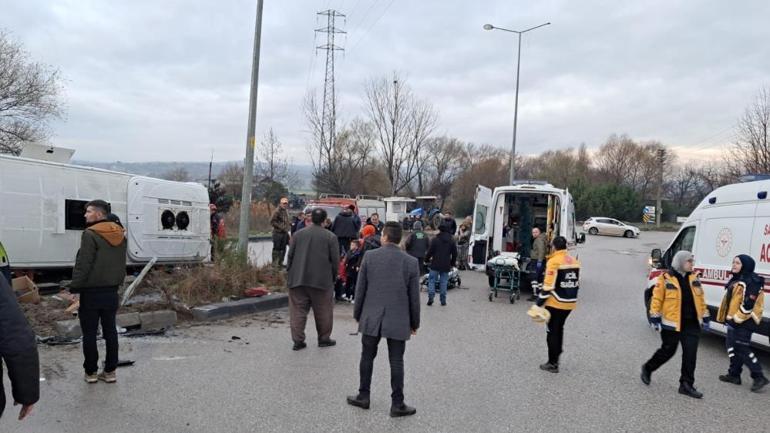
[[0, 31, 64, 155], [365, 73, 438, 195], [218, 162, 244, 198], [161, 167, 191, 182], [731, 87, 770, 175], [422, 136, 464, 199], [256, 128, 293, 185]]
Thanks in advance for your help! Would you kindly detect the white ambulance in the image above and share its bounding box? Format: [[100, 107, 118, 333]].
[[469, 181, 584, 286], [646, 177, 770, 347]]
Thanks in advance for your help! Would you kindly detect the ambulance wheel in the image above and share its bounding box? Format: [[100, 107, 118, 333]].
[[488, 293, 493, 302], [589, 227, 598, 235]]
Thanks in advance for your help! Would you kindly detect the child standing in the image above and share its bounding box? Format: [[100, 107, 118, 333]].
[[344, 240, 362, 302]]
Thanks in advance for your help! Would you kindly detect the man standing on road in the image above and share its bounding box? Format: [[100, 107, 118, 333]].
[[425, 220, 458, 306], [404, 221, 430, 275], [286, 208, 340, 351], [348, 222, 420, 418], [527, 227, 547, 302], [270, 197, 291, 268], [332, 205, 361, 255], [535, 236, 580, 374], [69, 200, 127, 384], [0, 275, 39, 421], [641, 250, 708, 399]]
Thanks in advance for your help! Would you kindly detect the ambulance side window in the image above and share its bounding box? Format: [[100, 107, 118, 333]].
[[665, 226, 696, 266]]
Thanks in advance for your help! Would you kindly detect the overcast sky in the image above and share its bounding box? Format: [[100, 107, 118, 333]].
[[2, 0, 768, 163]]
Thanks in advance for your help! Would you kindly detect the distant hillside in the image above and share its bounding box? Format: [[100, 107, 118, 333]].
[[73, 160, 314, 189]]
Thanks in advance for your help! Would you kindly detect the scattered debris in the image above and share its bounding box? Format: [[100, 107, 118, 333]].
[[123, 328, 167, 338], [230, 336, 241, 340], [37, 335, 80, 346]]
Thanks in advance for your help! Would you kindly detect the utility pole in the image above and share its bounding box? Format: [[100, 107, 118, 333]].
[[316, 10, 345, 164], [656, 147, 666, 228], [238, 0, 264, 255]]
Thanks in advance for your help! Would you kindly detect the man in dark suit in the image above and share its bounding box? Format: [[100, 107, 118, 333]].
[[347, 222, 420, 418], [286, 208, 340, 351]]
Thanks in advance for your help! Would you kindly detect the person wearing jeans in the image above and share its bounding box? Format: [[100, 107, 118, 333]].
[[425, 221, 457, 306], [716, 255, 769, 392], [67, 200, 127, 384]]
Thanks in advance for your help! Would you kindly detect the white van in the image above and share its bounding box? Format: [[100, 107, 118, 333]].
[[646, 178, 770, 347], [469, 181, 584, 285], [0, 153, 211, 270]]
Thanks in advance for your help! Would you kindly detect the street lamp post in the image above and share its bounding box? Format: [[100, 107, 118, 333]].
[[484, 22, 550, 184]]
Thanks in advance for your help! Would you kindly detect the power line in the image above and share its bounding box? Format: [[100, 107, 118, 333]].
[[346, 0, 389, 51], [349, 0, 395, 53]]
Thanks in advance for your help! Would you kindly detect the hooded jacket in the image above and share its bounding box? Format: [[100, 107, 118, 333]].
[[717, 254, 765, 329], [70, 221, 127, 292], [332, 208, 361, 238], [0, 275, 40, 418]]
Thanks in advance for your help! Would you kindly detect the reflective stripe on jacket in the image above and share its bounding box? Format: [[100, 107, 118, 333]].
[[717, 280, 764, 327], [537, 250, 581, 311], [649, 272, 708, 332]]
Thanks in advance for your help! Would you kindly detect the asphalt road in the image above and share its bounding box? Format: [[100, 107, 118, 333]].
[[5, 232, 770, 432]]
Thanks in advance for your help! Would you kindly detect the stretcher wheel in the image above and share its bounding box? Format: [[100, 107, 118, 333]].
[[509, 295, 516, 304], [488, 293, 493, 302]]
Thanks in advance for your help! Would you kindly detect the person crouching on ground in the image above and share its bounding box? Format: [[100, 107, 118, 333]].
[[716, 254, 769, 392], [536, 236, 580, 374], [68, 200, 127, 384], [641, 250, 709, 399], [348, 222, 420, 417], [344, 240, 362, 302]]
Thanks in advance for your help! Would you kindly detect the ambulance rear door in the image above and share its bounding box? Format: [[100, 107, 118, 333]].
[[469, 185, 493, 270]]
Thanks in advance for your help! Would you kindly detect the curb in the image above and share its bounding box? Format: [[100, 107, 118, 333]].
[[248, 235, 272, 242], [191, 293, 288, 322], [54, 310, 178, 339]]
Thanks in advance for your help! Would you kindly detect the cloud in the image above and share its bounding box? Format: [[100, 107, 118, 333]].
[[1, 0, 768, 163]]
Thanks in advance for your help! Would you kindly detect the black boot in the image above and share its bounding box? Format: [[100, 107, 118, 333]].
[[751, 376, 769, 392], [718, 374, 741, 385], [292, 341, 307, 351], [678, 383, 703, 399], [390, 403, 417, 418], [539, 362, 559, 373], [347, 394, 370, 410], [640, 365, 651, 385]]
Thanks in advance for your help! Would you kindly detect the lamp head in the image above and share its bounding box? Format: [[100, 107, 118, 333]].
[[483, 24, 494, 31]]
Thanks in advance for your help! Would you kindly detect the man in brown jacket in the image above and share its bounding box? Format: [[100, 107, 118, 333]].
[[69, 199, 127, 384], [270, 197, 291, 268], [286, 208, 340, 351]]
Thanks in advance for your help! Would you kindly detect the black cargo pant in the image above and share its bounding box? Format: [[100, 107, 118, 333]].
[[546, 307, 571, 365], [726, 325, 765, 379], [359, 334, 406, 406], [272, 232, 289, 267], [78, 291, 119, 375], [644, 324, 700, 385]]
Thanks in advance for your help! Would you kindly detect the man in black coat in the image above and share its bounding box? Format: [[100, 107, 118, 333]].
[[404, 221, 430, 275], [0, 276, 39, 421], [425, 220, 458, 306], [286, 208, 340, 351], [332, 205, 361, 255], [348, 222, 420, 418]]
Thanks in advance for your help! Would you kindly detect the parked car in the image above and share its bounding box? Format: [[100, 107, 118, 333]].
[[583, 217, 640, 238]]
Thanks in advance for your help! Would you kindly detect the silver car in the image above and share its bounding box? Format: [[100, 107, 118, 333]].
[[583, 217, 640, 238]]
